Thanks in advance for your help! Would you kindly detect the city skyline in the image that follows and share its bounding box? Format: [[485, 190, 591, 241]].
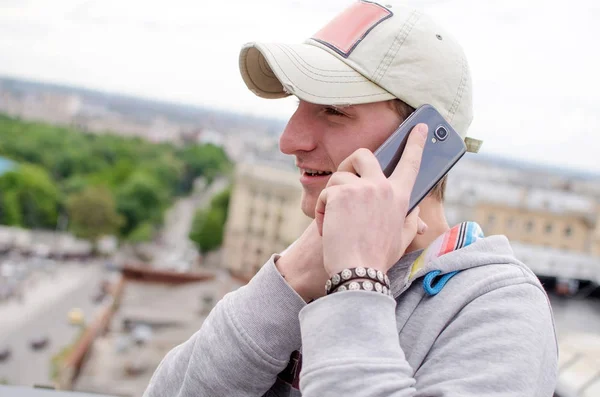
[[2, 74, 599, 181]]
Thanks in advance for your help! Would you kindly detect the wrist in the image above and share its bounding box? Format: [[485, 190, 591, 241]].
[[326, 262, 388, 278], [275, 255, 322, 303]]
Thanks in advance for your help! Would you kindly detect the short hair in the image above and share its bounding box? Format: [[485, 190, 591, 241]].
[[390, 99, 447, 202]]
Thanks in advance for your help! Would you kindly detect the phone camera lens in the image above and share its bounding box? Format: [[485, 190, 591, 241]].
[[434, 126, 448, 141]]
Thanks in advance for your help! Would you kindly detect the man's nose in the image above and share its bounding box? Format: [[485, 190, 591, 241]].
[[279, 106, 319, 155]]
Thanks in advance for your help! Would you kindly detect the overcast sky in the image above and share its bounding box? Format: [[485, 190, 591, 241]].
[[0, 0, 599, 173]]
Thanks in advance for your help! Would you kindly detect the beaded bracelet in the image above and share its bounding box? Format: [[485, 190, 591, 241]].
[[325, 267, 391, 296], [332, 278, 392, 296]]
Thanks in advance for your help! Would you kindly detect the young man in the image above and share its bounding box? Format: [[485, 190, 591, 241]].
[[144, 1, 558, 396]]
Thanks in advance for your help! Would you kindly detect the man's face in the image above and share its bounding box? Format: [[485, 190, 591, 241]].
[[280, 100, 403, 218]]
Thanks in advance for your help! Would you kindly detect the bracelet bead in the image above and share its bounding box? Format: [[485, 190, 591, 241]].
[[325, 267, 392, 296]]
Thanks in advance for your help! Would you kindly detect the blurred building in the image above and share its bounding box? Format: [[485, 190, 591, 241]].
[[445, 155, 600, 287], [0, 91, 81, 125], [222, 162, 311, 280], [449, 183, 599, 254], [592, 222, 600, 257], [446, 158, 600, 255]]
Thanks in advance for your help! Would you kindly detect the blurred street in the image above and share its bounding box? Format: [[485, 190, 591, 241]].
[[0, 263, 105, 387], [151, 177, 229, 270], [550, 293, 600, 337]]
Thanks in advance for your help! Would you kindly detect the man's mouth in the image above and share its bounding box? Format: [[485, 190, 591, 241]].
[[300, 168, 333, 177]]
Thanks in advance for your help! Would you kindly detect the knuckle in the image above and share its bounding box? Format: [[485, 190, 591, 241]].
[[327, 172, 340, 186], [349, 182, 372, 199], [376, 179, 393, 195], [352, 148, 375, 168], [325, 186, 341, 202], [408, 157, 421, 174], [362, 183, 377, 197], [395, 191, 409, 208], [337, 184, 353, 197], [355, 147, 372, 157]]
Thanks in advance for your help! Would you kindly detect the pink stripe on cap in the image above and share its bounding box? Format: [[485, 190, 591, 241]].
[[312, 1, 392, 57]]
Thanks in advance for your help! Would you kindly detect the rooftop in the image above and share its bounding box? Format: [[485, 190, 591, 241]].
[[446, 179, 597, 218], [71, 267, 243, 397]]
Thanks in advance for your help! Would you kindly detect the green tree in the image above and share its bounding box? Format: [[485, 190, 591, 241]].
[[0, 164, 60, 228], [140, 153, 185, 195], [0, 190, 22, 226], [128, 221, 155, 243], [189, 207, 225, 253], [210, 186, 231, 218], [116, 171, 168, 236], [67, 185, 124, 241], [189, 187, 231, 253], [178, 144, 232, 192], [62, 174, 90, 196], [85, 159, 136, 190], [0, 115, 233, 239]]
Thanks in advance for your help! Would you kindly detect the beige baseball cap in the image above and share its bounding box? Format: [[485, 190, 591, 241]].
[[239, 0, 481, 152]]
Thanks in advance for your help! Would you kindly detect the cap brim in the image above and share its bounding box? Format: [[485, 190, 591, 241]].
[[239, 42, 394, 106]]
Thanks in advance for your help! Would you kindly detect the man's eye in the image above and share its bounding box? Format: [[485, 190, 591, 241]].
[[324, 107, 345, 116]]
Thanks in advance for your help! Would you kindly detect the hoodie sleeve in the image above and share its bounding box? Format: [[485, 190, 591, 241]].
[[298, 281, 557, 397], [143, 255, 307, 397]]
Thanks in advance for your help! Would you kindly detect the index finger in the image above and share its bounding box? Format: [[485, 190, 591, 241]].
[[337, 148, 385, 181], [389, 123, 428, 187]]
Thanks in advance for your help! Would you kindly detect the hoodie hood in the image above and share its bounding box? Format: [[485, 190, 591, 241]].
[[390, 222, 532, 298]]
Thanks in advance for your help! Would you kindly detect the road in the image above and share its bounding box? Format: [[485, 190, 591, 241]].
[[151, 177, 230, 269], [0, 263, 105, 387], [165, 177, 229, 247], [549, 293, 600, 337]]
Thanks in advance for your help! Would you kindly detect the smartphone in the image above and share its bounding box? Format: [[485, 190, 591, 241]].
[[374, 104, 466, 213]]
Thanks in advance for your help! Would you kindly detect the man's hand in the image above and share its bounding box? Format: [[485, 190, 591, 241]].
[[315, 124, 428, 277], [275, 220, 329, 302]]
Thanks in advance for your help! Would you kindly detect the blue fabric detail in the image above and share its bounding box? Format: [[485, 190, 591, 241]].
[[423, 270, 460, 296], [464, 223, 475, 246]]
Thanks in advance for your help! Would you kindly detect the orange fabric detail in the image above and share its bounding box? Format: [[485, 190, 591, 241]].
[[441, 225, 459, 255]]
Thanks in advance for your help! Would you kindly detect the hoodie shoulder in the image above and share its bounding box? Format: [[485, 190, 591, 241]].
[[452, 260, 546, 299], [396, 239, 558, 385]]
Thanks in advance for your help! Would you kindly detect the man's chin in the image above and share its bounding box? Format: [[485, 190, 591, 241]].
[[300, 195, 317, 219]]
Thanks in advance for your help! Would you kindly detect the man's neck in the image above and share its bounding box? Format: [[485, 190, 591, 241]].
[[405, 196, 449, 253]]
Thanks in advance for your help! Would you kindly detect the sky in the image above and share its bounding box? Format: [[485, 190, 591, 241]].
[[0, 0, 599, 173]]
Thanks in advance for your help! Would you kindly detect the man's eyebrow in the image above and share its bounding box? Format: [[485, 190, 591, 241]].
[[334, 104, 358, 117], [331, 104, 355, 112]]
